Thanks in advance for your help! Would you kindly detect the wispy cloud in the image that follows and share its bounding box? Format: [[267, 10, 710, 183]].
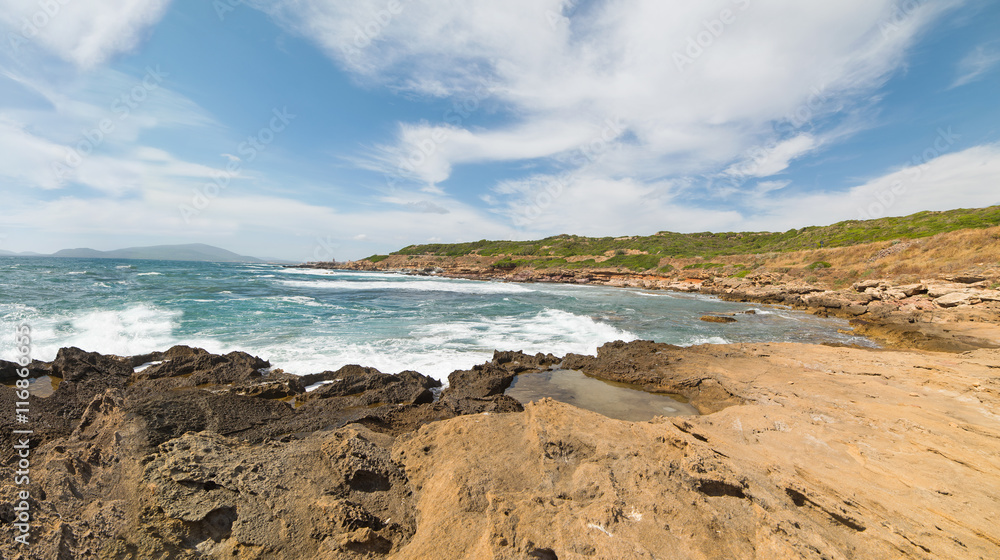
[[0, 0, 172, 68], [950, 42, 1000, 88], [253, 0, 960, 194]]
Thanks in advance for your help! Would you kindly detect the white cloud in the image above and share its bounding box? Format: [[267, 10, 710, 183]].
[[0, 0, 172, 68], [482, 143, 1000, 239], [950, 42, 1000, 88], [745, 143, 1000, 228], [0, 117, 67, 189], [362, 118, 608, 186], [724, 134, 819, 179], [754, 180, 792, 194], [254, 0, 960, 191]]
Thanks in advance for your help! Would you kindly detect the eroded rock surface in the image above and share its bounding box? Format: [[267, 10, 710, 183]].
[[2, 341, 999, 559]]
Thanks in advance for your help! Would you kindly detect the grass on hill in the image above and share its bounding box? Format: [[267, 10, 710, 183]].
[[384, 206, 1000, 273]]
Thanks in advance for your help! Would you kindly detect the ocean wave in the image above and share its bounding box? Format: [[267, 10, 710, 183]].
[[277, 268, 356, 277], [263, 295, 339, 308], [0, 305, 183, 362], [682, 336, 730, 346], [632, 291, 676, 298], [240, 309, 634, 382], [415, 308, 637, 357], [280, 278, 534, 295], [250, 337, 493, 382], [137, 272, 162, 276]]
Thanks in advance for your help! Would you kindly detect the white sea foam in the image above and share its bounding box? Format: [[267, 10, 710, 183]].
[[683, 336, 730, 346], [632, 291, 676, 298], [137, 272, 162, 276], [116, 265, 134, 269], [2, 305, 183, 362], [277, 268, 360, 277], [242, 309, 634, 382], [67, 271, 87, 275], [416, 308, 636, 355], [264, 295, 334, 308], [305, 379, 339, 392], [280, 279, 534, 295]]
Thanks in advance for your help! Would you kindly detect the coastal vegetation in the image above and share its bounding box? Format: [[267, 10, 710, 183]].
[[391, 206, 1000, 269]]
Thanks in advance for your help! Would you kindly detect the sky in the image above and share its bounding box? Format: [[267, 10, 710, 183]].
[[0, 0, 998, 262]]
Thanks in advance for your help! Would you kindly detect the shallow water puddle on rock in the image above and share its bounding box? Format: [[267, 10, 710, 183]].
[[505, 369, 699, 421], [2, 375, 62, 398]]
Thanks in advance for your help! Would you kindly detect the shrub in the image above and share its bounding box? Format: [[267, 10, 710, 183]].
[[492, 259, 519, 269], [806, 261, 832, 270], [366, 255, 390, 263]]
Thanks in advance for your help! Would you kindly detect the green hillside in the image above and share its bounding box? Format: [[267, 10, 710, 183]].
[[388, 206, 1000, 266]]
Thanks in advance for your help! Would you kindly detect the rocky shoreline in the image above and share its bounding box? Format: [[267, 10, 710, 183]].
[[302, 259, 1000, 353], [3, 324, 1000, 558]]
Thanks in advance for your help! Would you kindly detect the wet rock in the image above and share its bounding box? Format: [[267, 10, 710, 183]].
[[306, 367, 438, 406], [444, 395, 524, 415], [0, 358, 50, 382], [134, 347, 270, 387], [700, 315, 737, 323], [231, 379, 304, 399]]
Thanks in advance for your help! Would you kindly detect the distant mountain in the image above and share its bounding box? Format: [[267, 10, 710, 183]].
[[0, 250, 44, 257], [48, 244, 270, 263]]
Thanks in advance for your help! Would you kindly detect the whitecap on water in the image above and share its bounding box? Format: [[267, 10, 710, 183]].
[[280, 278, 534, 295], [2, 305, 182, 362], [683, 336, 730, 346]]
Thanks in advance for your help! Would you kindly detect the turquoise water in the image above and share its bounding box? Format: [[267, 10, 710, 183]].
[[0, 257, 873, 381]]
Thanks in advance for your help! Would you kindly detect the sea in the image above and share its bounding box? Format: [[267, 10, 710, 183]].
[[0, 257, 875, 382]]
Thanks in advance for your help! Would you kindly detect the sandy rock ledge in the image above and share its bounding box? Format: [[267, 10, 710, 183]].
[[1, 340, 999, 559]]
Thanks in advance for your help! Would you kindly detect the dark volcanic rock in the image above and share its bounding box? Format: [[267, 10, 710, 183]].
[[126, 391, 295, 447], [435, 350, 556, 416], [134, 347, 270, 387], [306, 367, 438, 406], [0, 358, 50, 382], [51, 346, 134, 382]]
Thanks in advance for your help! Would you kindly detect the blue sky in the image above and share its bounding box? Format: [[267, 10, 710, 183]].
[[1, 0, 998, 261]]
